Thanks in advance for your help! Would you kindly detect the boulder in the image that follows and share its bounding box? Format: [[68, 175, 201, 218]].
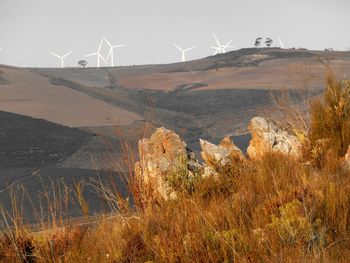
[[134, 127, 188, 200], [200, 136, 245, 168], [247, 117, 301, 159]]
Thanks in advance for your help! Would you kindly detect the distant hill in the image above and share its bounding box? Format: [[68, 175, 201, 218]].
[[2, 47, 349, 154]]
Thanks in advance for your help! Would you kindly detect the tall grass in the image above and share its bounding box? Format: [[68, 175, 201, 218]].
[[1, 71, 350, 262]]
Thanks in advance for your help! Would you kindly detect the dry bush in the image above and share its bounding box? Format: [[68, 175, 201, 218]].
[[307, 70, 350, 160], [269, 62, 314, 140], [0, 232, 35, 262]]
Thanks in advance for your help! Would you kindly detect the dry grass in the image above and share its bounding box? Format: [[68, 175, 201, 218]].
[[1, 71, 350, 262], [307, 70, 350, 158]]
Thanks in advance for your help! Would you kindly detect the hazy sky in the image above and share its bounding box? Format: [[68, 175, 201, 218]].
[[1, 0, 349, 67]]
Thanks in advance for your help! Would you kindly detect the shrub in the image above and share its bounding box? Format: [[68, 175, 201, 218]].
[[307, 70, 350, 161]]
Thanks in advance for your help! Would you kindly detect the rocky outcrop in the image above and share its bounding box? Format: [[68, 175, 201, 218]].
[[200, 137, 245, 167], [134, 117, 302, 203], [247, 117, 301, 159], [134, 127, 188, 201], [134, 128, 248, 202], [199, 137, 245, 177]]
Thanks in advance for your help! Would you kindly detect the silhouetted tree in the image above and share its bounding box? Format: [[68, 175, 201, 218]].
[[254, 37, 262, 48], [78, 60, 88, 68], [265, 38, 273, 47]]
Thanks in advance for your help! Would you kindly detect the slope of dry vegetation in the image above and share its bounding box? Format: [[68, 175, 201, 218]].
[[1, 71, 350, 262]]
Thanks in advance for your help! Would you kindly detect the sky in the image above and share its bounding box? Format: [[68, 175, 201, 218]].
[[0, 0, 349, 67]]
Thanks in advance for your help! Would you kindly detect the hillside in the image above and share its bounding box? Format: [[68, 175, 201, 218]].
[[2, 71, 350, 261], [0, 48, 350, 222], [0, 111, 128, 221], [32, 48, 350, 149]]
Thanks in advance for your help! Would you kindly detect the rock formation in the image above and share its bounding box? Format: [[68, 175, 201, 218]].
[[199, 137, 245, 177], [134, 127, 189, 201], [200, 137, 245, 167], [247, 117, 301, 159], [134, 117, 302, 203]]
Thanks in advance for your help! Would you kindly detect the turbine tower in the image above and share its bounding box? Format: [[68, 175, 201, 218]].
[[173, 44, 196, 62], [85, 39, 108, 68], [50, 50, 73, 68], [103, 36, 126, 67], [210, 34, 234, 55], [278, 37, 285, 49]]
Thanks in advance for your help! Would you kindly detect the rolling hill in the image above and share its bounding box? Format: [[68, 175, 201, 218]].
[[1, 47, 350, 222]]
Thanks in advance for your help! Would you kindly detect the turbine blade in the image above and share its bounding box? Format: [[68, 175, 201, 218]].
[[173, 44, 183, 52], [213, 34, 220, 46], [225, 39, 233, 47], [98, 39, 104, 52], [278, 37, 285, 48], [62, 50, 73, 58], [85, 52, 97, 57], [106, 49, 112, 60], [112, 44, 126, 48], [99, 53, 108, 64], [102, 36, 112, 47], [185, 46, 196, 52], [210, 46, 220, 55], [50, 52, 62, 59]]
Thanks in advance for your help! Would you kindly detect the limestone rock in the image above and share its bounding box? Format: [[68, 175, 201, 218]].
[[134, 127, 188, 200], [247, 117, 301, 159], [200, 137, 245, 167]]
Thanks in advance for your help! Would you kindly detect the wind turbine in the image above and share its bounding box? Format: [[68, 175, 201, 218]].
[[210, 34, 234, 55], [173, 44, 196, 62], [85, 39, 108, 68], [221, 39, 234, 53], [278, 37, 285, 49], [211, 34, 222, 55], [50, 50, 73, 68], [103, 36, 126, 67]]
